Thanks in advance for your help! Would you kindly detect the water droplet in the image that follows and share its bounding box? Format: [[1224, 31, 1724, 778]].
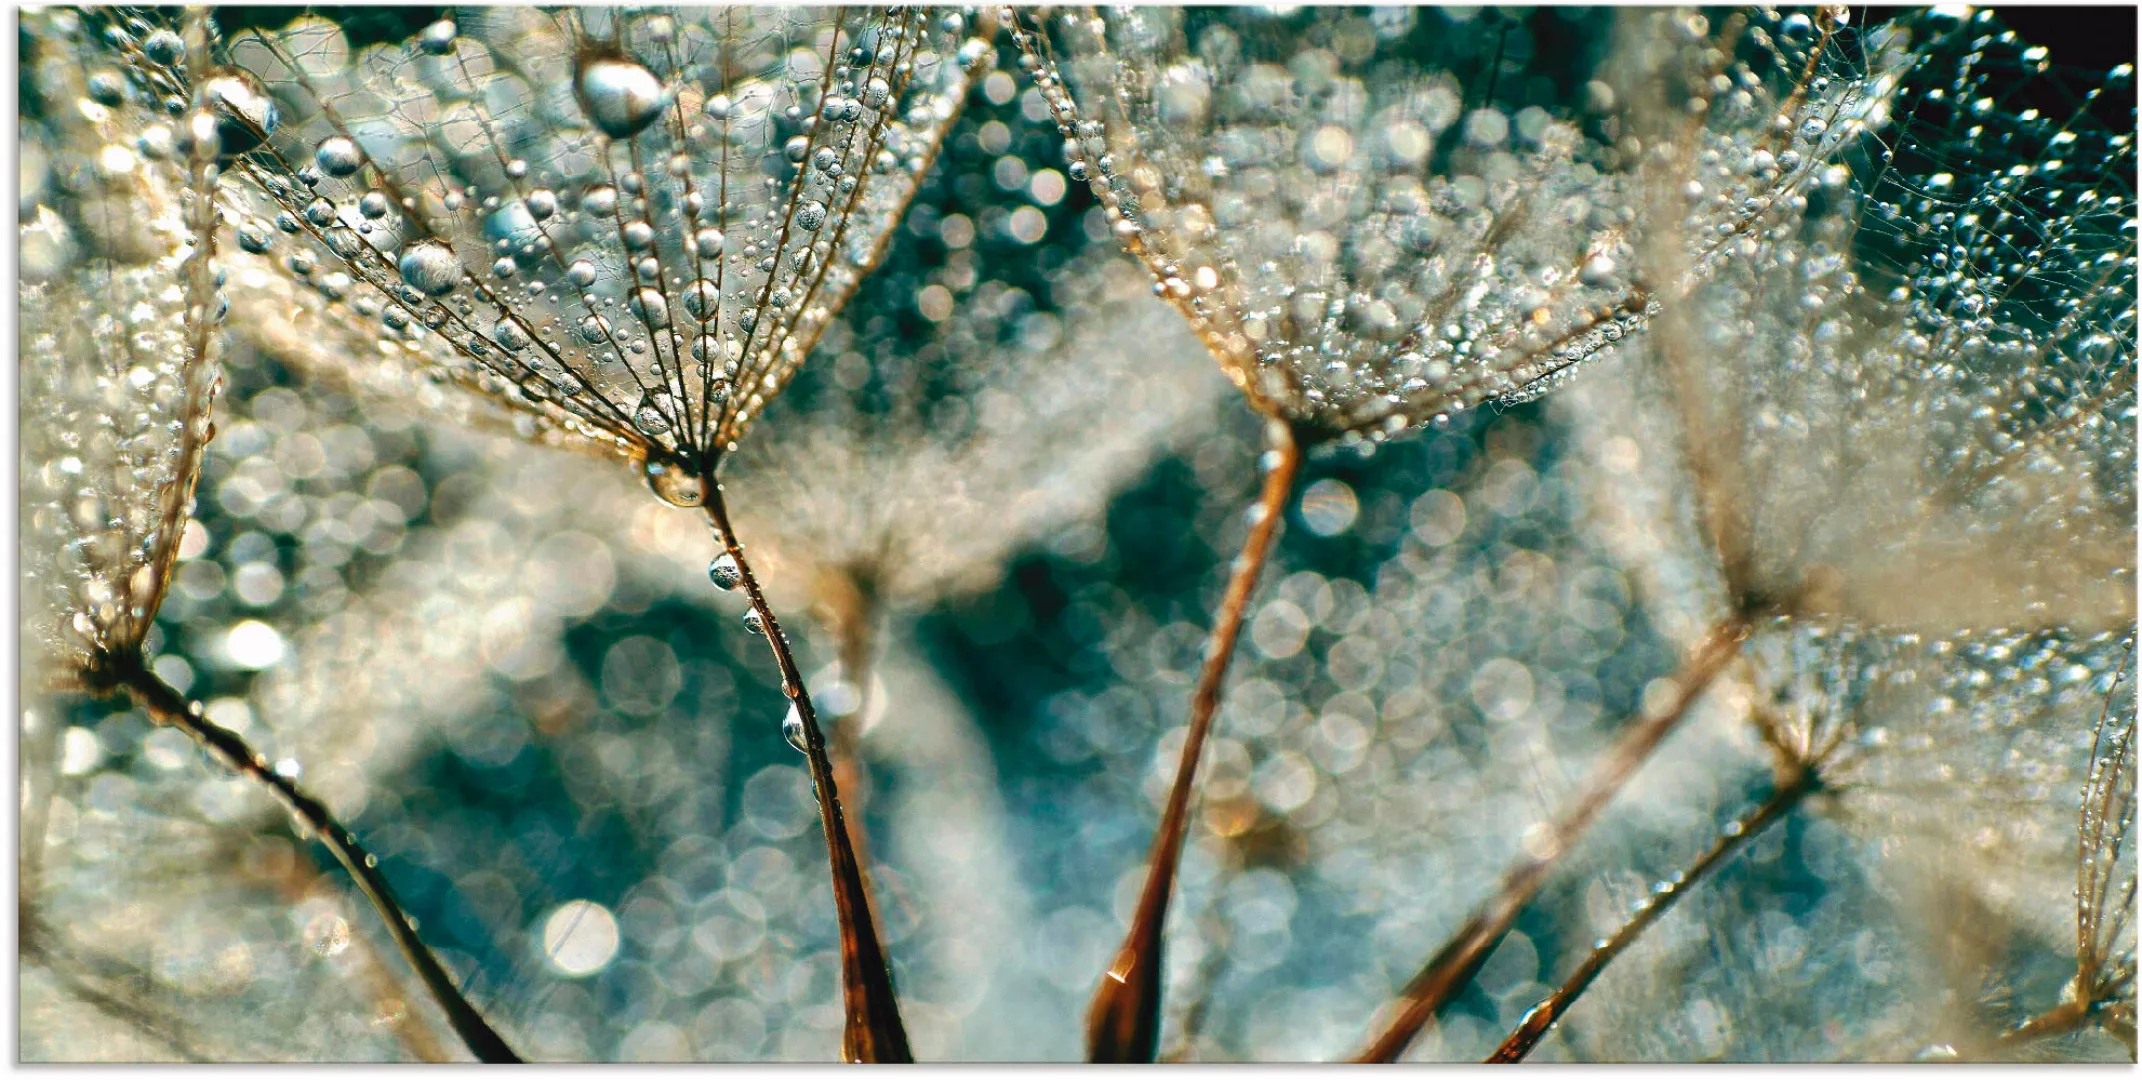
[[418, 18, 457, 55], [358, 191, 391, 219], [566, 260, 598, 288], [794, 200, 827, 231], [682, 280, 719, 322], [397, 241, 461, 296], [236, 220, 273, 254], [492, 319, 531, 352], [630, 287, 670, 328], [782, 704, 808, 753], [642, 459, 703, 507], [583, 186, 619, 218], [526, 189, 558, 220], [708, 552, 742, 590], [862, 76, 891, 110], [143, 28, 184, 66], [314, 136, 364, 177], [634, 394, 673, 435], [744, 608, 766, 636], [577, 56, 667, 139], [305, 911, 352, 957], [86, 71, 126, 106]]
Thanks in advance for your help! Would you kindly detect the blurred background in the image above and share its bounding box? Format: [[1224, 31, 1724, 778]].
[[18, 5, 2135, 1063]]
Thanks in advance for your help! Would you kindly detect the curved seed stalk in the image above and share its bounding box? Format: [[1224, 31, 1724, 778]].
[[1354, 618, 1749, 1063], [1999, 644, 2136, 1054], [1087, 419, 1303, 1063], [703, 483, 910, 1063], [90, 651, 519, 1063], [1488, 766, 1820, 1062]]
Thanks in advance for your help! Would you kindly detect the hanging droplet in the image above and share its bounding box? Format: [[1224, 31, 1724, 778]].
[[577, 56, 668, 139], [630, 287, 670, 328], [236, 220, 274, 254], [86, 70, 126, 106], [744, 608, 766, 636], [142, 28, 185, 66], [782, 704, 808, 753], [642, 459, 704, 507], [492, 319, 531, 352], [397, 241, 461, 296], [634, 393, 673, 435], [314, 136, 364, 177], [682, 280, 718, 322], [707, 552, 742, 591], [418, 18, 457, 55]]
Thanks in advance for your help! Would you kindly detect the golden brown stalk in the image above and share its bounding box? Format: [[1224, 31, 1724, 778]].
[[703, 484, 911, 1063], [1999, 645, 2136, 1056], [1488, 765, 1819, 1062], [88, 651, 519, 1063], [1353, 618, 1749, 1062], [811, 564, 898, 959], [1086, 420, 1303, 1063]]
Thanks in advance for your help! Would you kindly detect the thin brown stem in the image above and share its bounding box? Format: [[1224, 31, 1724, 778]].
[[1488, 765, 1819, 1062], [815, 564, 884, 905], [1353, 617, 1750, 1063], [94, 651, 519, 1063], [1996, 1000, 2092, 1049], [703, 483, 911, 1063], [1086, 420, 1303, 1063]]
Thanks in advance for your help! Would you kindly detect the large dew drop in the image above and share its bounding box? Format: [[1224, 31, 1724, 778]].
[[782, 704, 808, 753], [397, 241, 461, 297], [634, 393, 673, 435], [642, 459, 704, 507], [577, 56, 667, 140], [314, 136, 363, 177], [707, 552, 741, 591]]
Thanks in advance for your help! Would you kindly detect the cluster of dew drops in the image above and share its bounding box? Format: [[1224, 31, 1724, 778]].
[[220, 11, 988, 523]]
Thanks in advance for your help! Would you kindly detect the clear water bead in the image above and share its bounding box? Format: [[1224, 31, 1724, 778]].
[[642, 459, 704, 507], [418, 19, 457, 55], [708, 552, 742, 590], [397, 241, 461, 296], [314, 136, 363, 177], [578, 56, 667, 139], [782, 704, 808, 753]]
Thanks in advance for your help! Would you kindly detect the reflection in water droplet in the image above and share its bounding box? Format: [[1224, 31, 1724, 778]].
[[314, 136, 364, 177], [783, 704, 808, 753], [397, 241, 461, 297], [708, 552, 742, 590], [578, 56, 668, 139], [642, 459, 704, 507]]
